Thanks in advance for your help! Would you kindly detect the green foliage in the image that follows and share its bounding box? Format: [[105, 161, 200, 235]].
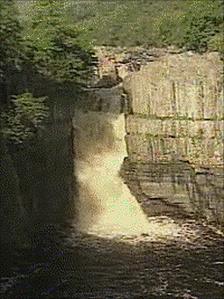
[[24, 0, 95, 83], [208, 32, 224, 57], [182, 0, 223, 52], [17, 0, 223, 53], [0, 0, 97, 145], [1, 92, 49, 144], [1, 0, 222, 143], [64, 0, 223, 53], [0, 0, 24, 79]]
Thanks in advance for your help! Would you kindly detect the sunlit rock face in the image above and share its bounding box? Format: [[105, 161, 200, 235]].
[[122, 51, 224, 228], [123, 52, 223, 166]]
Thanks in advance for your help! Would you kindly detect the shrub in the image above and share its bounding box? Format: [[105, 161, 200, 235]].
[[1, 92, 49, 144]]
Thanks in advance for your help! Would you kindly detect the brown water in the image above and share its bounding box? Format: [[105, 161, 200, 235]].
[[1, 112, 223, 298], [0, 217, 223, 299], [73, 111, 149, 236]]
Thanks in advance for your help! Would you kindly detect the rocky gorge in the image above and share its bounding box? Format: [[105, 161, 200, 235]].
[[82, 47, 224, 230], [1, 46, 224, 299], [1, 46, 223, 247]]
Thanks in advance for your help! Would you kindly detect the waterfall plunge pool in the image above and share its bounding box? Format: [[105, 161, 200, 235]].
[[1, 112, 223, 298]]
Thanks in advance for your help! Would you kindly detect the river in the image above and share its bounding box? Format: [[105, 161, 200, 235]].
[[0, 213, 223, 299], [1, 111, 223, 299]]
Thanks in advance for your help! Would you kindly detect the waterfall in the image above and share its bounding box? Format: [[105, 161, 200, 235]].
[[73, 111, 150, 237]]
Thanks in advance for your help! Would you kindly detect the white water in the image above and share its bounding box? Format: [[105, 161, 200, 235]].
[[73, 111, 183, 240], [73, 111, 150, 236]]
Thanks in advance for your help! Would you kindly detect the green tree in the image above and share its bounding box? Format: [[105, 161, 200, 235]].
[[1, 92, 49, 144], [0, 1, 49, 144], [0, 0, 24, 102], [25, 0, 96, 84], [0, 0, 24, 76]]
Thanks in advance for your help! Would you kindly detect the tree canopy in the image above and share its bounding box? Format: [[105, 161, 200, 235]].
[[23, 0, 95, 83], [0, 0, 95, 144], [0, 0, 24, 80]]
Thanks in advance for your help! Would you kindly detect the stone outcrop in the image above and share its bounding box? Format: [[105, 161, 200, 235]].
[[123, 52, 223, 167], [122, 51, 224, 228], [94, 46, 170, 81]]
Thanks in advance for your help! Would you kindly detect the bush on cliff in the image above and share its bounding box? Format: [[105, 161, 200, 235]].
[[0, 0, 23, 75], [1, 0, 96, 144], [1, 93, 49, 144], [182, 0, 223, 53], [0, 0, 24, 100]]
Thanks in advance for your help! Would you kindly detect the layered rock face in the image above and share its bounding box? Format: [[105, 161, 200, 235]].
[[123, 53, 223, 166], [80, 48, 223, 228], [122, 52, 224, 227]]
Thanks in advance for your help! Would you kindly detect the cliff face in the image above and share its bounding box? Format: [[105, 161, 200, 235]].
[[123, 52, 223, 167], [122, 51, 224, 227], [92, 48, 224, 228]]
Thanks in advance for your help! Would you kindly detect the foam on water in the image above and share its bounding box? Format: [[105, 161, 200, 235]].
[[73, 111, 197, 241], [74, 111, 152, 236]]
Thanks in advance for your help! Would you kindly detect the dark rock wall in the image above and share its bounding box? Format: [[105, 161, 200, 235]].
[[0, 73, 77, 246]]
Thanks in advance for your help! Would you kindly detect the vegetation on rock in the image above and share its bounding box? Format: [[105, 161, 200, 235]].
[[0, 0, 95, 143], [1, 92, 49, 144], [0, 0, 24, 81]]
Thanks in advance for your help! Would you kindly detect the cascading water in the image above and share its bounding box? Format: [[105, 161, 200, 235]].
[[73, 111, 150, 237]]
